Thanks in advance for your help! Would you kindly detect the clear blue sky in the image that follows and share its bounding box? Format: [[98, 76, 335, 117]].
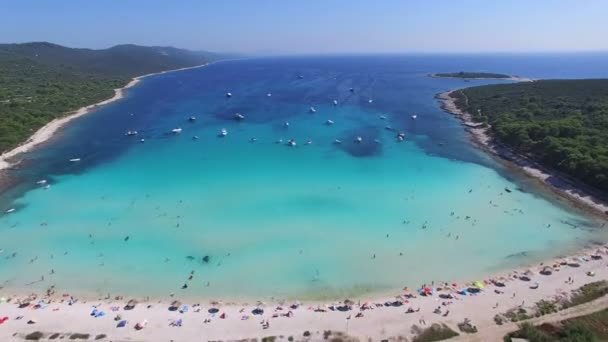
[[1, 0, 607, 54]]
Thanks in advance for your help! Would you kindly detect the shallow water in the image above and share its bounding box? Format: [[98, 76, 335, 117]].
[[1, 55, 608, 301]]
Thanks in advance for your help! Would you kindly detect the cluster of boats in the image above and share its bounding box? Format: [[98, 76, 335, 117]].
[[117, 90, 419, 150]]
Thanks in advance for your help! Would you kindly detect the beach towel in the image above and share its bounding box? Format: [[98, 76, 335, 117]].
[[95, 311, 106, 318], [0, 316, 8, 324], [117, 320, 127, 328], [180, 305, 188, 313], [90, 308, 98, 316]]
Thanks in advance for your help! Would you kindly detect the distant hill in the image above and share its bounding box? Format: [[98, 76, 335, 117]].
[[0, 42, 225, 154], [0, 42, 223, 77]]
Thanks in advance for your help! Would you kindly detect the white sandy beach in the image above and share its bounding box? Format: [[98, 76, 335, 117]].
[[0, 63, 208, 172], [1, 247, 608, 341]]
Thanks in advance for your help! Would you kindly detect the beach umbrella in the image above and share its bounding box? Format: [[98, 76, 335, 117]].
[[472, 281, 485, 289], [169, 300, 181, 311]]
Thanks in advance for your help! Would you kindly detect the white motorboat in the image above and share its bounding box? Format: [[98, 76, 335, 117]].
[[126, 130, 138, 136], [287, 139, 297, 147], [5, 208, 15, 213], [379, 115, 386, 120], [226, 92, 232, 97], [188, 116, 196, 122], [69, 158, 81, 162], [219, 128, 228, 137], [234, 113, 245, 120], [309, 106, 316, 113], [411, 114, 417, 120], [325, 119, 334, 125], [334, 139, 342, 144], [333, 100, 338, 106], [36, 179, 47, 185], [284, 122, 290, 128], [171, 128, 182, 134], [355, 136, 363, 143]]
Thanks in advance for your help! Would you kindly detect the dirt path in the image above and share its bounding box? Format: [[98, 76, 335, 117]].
[[449, 295, 608, 341]]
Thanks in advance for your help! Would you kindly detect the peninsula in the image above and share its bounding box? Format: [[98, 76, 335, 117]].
[[0, 42, 224, 167], [439, 79, 608, 214], [431, 71, 513, 79]]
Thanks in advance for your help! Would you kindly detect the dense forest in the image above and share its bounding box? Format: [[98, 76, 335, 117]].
[[433, 72, 511, 79], [0, 42, 221, 154], [451, 79, 608, 193]]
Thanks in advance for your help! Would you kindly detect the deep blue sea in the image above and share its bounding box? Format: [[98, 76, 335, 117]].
[[1, 54, 608, 301]]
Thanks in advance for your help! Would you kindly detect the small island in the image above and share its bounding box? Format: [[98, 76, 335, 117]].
[[431, 71, 513, 79]]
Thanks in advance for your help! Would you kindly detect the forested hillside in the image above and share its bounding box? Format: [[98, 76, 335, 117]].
[[0, 42, 221, 153], [451, 79, 608, 192]]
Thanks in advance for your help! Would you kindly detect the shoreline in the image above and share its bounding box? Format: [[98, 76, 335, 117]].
[[0, 63, 210, 172], [0, 70, 608, 340], [437, 89, 608, 217], [2, 245, 608, 341]]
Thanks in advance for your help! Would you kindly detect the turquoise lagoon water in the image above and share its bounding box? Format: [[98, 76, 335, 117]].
[[1, 55, 608, 301]]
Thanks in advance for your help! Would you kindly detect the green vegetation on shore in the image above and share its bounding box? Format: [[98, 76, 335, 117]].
[[505, 309, 608, 342], [0, 42, 222, 154], [451, 79, 608, 194], [434, 71, 511, 79]]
